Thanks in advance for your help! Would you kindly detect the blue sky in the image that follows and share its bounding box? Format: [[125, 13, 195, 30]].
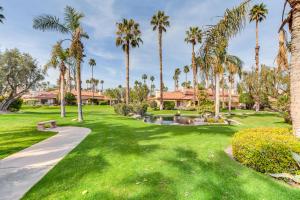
[[0, 0, 282, 90]]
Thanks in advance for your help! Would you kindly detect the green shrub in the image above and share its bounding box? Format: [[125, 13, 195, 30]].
[[149, 100, 158, 110], [132, 103, 148, 116], [232, 128, 300, 173], [99, 100, 109, 105], [65, 92, 76, 105], [114, 103, 133, 116], [204, 117, 224, 124], [163, 101, 175, 110], [8, 98, 23, 112], [198, 101, 214, 115], [88, 98, 99, 105]]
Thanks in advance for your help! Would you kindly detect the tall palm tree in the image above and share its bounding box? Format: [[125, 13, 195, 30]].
[[116, 18, 143, 105], [151, 11, 170, 110], [45, 42, 68, 117], [89, 58, 96, 103], [280, 0, 300, 135], [250, 3, 268, 73], [150, 76, 155, 95], [250, 3, 268, 112], [100, 80, 104, 92], [183, 65, 190, 87], [86, 79, 90, 90], [0, 6, 5, 23], [173, 68, 181, 90], [226, 55, 243, 114], [142, 74, 148, 85], [185, 27, 202, 105], [33, 6, 89, 122]]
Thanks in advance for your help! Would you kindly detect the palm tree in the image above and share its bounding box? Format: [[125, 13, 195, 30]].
[[279, 0, 300, 135], [100, 80, 104, 92], [33, 6, 89, 122], [151, 11, 170, 110], [250, 3, 268, 73], [142, 74, 148, 85], [89, 58, 96, 103], [250, 3, 268, 112], [86, 79, 90, 90], [226, 55, 243, 114], [183, 65, 190, 87], [173, 68, 181, 90], [203, 1, 249, 117], [45, 42, 68, 117], [0, 6, 5, 23], [185, 27, 202, 105], [116, 18, 143, 105], [150, 76, 155, 95]]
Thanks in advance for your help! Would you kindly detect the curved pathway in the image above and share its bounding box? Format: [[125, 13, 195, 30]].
[[0, 126, 91, 200]]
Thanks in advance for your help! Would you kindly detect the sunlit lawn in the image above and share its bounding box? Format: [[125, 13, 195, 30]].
[[0, 105, 299, 199]]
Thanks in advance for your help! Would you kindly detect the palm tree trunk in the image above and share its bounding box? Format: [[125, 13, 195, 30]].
[[60, 70, 65, 118], [159, 29, 164, 110], [228, 79, 232, 115], [215, 73, 220, 118], [222, 75, 225, 109], [76, 60, 83, 122], [289, 0, 300, 135], [92, 66, 94, 105], [125, 44, 130, 105], [255, 20, 260, 112], [192, 44, 197, 105], [205, 75, 209, 89]]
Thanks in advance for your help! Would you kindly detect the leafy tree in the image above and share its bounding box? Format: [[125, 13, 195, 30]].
[[65, 92, 76, 105], [151, 10, 170, 110], [0, 49, 44, 111], [185, 26, 202, 103], [116, 18, 143, 105], [33, 6, 89, 122], [45, 42, 69, 117], [130, 82, 149, 104]]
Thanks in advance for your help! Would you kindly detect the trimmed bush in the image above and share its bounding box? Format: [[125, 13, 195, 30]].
[[232, 128, 300, 173], [114, 103, 133, 116], [163, 101, 175, 110], [65, 92, 76, 105], [8, 98, 23, 112], [99, 100, 109, 105], [149, 100, 158, 110], [132, 103, 148, 116]]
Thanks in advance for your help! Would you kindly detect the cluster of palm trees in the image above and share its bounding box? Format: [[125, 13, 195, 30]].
[[26, 0, 300, 134], [33, 6, 89, 121], [116, 11, 169, 110]]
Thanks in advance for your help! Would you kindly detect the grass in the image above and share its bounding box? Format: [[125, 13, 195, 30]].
[[1, 105, 299, 199]]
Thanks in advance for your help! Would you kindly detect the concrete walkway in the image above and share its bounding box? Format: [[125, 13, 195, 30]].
[[0, 126, 91, 200]]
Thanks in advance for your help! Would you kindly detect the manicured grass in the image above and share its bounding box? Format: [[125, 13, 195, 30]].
[[1, 106, 299, 199], [0, 108, 57, 159]]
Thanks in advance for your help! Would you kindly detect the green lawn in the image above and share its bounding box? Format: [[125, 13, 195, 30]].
[[1, 106, 299, 199]]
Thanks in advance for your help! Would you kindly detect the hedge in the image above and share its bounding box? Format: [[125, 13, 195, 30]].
[[232, 128, 300, 173]]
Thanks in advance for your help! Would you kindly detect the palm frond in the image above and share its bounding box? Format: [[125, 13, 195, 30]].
[[33, 15, 69, 33]]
